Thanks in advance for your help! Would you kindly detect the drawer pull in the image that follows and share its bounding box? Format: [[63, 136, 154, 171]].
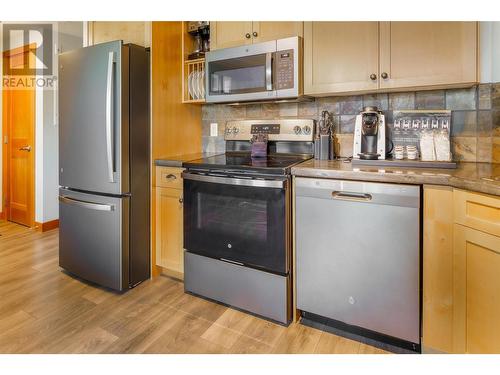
[[331, 191, 372, 202], [165, 174, 177, 180]]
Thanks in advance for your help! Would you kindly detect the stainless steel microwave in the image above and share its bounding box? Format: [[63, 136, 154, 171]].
[[205, 37, 303, 103]]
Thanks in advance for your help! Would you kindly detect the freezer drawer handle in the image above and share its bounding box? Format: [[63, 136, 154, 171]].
[[331, 191, 372, 202], [59, 195, 115, 211], [105, 51, 115, 183]]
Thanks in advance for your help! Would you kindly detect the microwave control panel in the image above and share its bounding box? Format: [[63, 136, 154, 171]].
[[275, 49, 294, 90]]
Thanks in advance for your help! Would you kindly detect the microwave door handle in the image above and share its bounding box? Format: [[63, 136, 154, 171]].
[[265, 52, 273, 91], [105, 51, 115, 183]]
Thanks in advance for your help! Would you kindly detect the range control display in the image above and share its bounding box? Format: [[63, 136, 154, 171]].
[[251, 124, 280, 134]]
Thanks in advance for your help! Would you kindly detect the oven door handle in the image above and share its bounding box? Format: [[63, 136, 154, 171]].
[[182, 172, 286, 189]]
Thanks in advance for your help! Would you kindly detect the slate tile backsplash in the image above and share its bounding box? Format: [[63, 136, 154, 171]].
[[201, 84, 500, 163]]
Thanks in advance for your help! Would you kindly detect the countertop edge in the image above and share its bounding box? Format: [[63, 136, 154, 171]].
[[291, 166, 500, 197]]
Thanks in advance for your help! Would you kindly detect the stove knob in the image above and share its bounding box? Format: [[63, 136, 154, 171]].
[[226, 127, 232, 134], [302, 125, 311, 135], [293, 125, 302, 135], [232, 127, 239, 134]]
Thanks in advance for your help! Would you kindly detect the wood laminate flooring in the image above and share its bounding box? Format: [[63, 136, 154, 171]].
[[0, 221, 388, 354]]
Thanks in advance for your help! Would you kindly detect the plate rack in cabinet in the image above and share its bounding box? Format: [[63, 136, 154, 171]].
[[181, 21, 206, 104], [182, 58, 205, 103]]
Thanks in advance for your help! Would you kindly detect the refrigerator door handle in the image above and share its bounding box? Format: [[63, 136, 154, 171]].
[[59, 195, 115, 211], [105, 51, 115, 183]]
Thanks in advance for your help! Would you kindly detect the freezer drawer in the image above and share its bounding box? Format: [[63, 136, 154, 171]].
[[59, 188, 129, 291], [295, 178, 420, 344]]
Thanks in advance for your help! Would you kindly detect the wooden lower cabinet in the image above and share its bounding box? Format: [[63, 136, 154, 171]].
[[453, 224, 500, 353], [155, 184, 184, 279], [423, 186, 500, 354], [422, 186, 454, 353]]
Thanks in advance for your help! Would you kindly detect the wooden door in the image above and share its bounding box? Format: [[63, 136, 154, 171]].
[[155, 186, 184, 278], [2, 46, 36, 227], [379, 22, 478, 90], [252, 22, 303, 43], [304, 22, 380, 95], [210, 22, 253, 50], [453, 224, 500, 353]]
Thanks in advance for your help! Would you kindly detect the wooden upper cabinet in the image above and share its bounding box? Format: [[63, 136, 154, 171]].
[[379, 22, 478, 90], [252, 22, 303, 43], [304, 22, 379, 95], [210, 22, 253, 50], [210, 22, 303, 50]]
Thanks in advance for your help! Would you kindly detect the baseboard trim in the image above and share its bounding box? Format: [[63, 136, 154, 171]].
[[35, 219, 59, 232]]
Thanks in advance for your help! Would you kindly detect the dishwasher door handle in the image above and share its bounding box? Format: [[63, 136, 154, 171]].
[[331, 191, 372, 202]]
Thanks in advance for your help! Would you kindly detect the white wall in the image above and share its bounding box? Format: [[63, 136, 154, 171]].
[[41, 22, 84, 222], [480, 21, 500, 83], [0, 21, 83, 222]]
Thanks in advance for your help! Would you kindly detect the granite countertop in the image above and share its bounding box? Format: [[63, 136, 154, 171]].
[[155, 153, 219, 168], [292, 159, 500, 197]]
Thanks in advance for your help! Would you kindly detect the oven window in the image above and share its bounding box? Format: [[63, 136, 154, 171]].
[[184, 178, 288, 274], [199, 193, 268, 243], [209, 54, 267, 95]]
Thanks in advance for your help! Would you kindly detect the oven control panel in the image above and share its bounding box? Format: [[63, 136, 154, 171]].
[[225, 119, 315, 142], [251, 124, 280, 135]]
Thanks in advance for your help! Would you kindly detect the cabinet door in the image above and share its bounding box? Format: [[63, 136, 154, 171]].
[[379, 22, 478, 90], [453, 224, 500, 353], [422, 186, 454, 353], [155, 187, 184, 278], [210, 21, 253, 50], [252, 22, 303, 43], [304, 22, 379, 95]]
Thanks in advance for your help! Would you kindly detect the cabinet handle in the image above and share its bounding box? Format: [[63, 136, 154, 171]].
[[370, 73, 377, 81], [252, 31, 258, 37], [381, 72, 389, 79], [165, 174, 177, 180], [245, 33, 251, 39], [179, 198, 183, 204]]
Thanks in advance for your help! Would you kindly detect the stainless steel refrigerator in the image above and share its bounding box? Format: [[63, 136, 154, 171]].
[[58, 41, 150, 291]]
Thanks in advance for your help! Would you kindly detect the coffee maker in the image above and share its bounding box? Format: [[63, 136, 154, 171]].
[[187, 21, 210, 60], [353, 106, 386, 160]]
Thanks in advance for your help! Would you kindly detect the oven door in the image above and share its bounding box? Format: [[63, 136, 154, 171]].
[[205, 40, 277, 103], [183, 172, 289, 275]]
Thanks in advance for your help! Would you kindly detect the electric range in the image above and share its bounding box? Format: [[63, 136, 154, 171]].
[[182, 118, 315, 325]]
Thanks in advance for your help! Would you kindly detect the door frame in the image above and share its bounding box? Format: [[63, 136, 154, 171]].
[[2, 44, 36, 227]]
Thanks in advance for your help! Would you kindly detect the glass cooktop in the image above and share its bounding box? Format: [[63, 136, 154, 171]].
[[183, 153, 313, 175]]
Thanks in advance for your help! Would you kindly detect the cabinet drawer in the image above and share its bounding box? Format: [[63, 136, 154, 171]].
[[454, 189, 500, 237], [155, 167, 183, 189]]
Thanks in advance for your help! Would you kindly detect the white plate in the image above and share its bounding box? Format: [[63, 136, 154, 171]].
[[194, 71, 201, 99], [188, 72, 194, 100], [199, 70, 205, 98]]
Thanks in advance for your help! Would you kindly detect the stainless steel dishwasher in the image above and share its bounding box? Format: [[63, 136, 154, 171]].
[[295, 177, 420, 351]]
